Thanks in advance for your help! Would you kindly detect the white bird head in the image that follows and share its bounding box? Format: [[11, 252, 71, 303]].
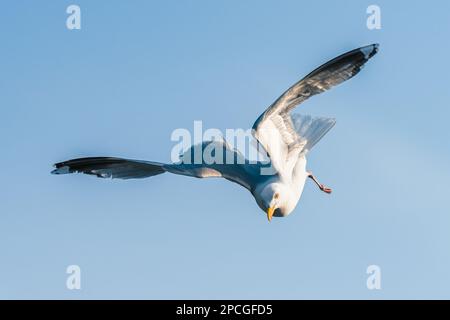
[[256, 182, 297, 221]]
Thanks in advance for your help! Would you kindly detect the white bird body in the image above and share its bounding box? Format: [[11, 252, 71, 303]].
[[52, 44, 379, 221], [253, 155, 307, 217]]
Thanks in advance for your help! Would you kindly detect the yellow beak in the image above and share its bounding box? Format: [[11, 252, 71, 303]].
[[267, 207, 275, 222]]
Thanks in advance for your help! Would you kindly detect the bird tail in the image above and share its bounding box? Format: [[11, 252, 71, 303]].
[[51, 157, 166, 179], [291, 114, 336, 153]]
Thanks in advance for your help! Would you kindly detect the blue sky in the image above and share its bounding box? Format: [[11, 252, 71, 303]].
[[1, 1, 449, 299]]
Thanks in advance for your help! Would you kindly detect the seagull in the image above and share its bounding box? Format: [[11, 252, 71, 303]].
[[52, 44, 379, 221]]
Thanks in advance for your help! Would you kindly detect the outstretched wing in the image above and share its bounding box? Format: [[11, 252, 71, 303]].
[[52, 141, 268, 191], [252, 44, 379, 175]]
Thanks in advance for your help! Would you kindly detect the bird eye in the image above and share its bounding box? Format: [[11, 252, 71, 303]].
[[274, 193, 279, 199]]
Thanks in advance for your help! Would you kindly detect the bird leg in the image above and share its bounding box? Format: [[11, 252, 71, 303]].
[[307, 172, 332, 194]]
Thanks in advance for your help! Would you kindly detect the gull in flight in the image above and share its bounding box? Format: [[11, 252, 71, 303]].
[[52, 44, 379, 221]]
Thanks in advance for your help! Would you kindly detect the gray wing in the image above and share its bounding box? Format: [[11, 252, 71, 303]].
[[165, 140, 269, 191], [51, 142, 270, 190], [252, 44, 379, 174]]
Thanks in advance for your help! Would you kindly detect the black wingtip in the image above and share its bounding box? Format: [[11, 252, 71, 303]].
[[371, 43, 380, 56], [360, 43, 379, 59], [51, 162, 70, 175]]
